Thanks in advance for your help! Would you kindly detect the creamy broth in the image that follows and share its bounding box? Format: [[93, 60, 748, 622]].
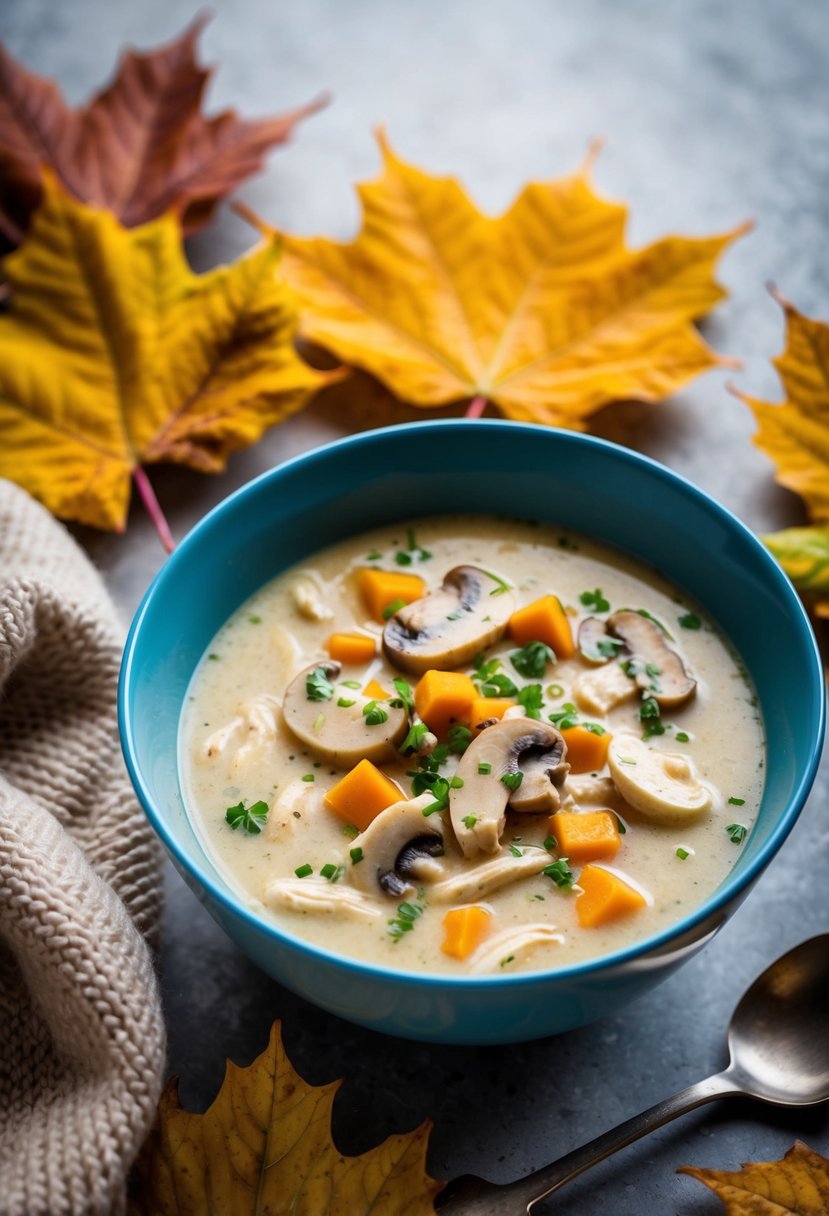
[[180, 516, 764, 976]]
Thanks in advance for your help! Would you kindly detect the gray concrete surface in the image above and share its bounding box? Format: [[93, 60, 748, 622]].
[[3, 0, 829, 1209]]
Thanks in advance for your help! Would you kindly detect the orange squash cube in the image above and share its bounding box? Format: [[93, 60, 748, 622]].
[[324, 759, 403, 832], [441, 905, 493, 960], [358, 568, 425, 623], [576, 864, 647, 928], [549, 811, 621, 865], [508, 595, 575, 659], [363, 678, 390, 699], [326, 632, 377, 665], [561, 725, 611, 773], [467, 695, 516, 730], [414, 670, 477, 739]]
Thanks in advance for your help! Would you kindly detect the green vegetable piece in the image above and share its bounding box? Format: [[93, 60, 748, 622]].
[[726, 822, 748, 844], [543, 858, 574, 889], [306, 666, 335, 702], [294, 863, 313, 878], [510, 640, 554, 678], [225, 798, 270, 834]]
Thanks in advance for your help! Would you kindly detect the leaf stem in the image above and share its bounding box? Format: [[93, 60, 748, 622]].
[[133, 467, 175, 553], [465, 394, 487, 419]]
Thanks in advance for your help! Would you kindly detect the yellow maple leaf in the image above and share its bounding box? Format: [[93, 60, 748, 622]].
[[128, 1021, 442, 1216], [738, 295, 829, 614], [0, 175, 327, 543], [679, 1140, 829, 1215], [275, 132, 745, 427]]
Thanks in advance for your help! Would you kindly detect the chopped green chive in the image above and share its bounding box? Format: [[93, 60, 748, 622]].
[[499, 954, 515, 967], [366, 549, 382, 560], [678, 612, 702, 630], [543, 835, 557, 852], [294, 863, 313, 878], [342, 679, 362, 689], [362, 700, 389, 726], [208, 653, 220, 661], [388, 900, 425, 939], [447, 610, 462, 621], [337, 697, 356, 708], [248, 614, 262, 624], [728, 796, 746, 806], [382, 598, 406, 620], [676, 847, 690, 861], [312, 713, 325, 731], [342, 823, 359, 839], [482, 569, 511, 596], [614, 815, 627, 835], [477, 761, 492, 775], [675, 731, 690, 743], [349, 847, 364, 864], [301, 773, 315, 783], [546, 682, 565, 699], [395, 551, 413, 566], [500, 772, 524, 792], [726, 822, 748, 844], [509, 844, 523, 857]]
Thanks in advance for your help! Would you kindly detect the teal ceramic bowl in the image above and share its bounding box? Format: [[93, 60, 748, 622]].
[[119, 420, 825, 1044]]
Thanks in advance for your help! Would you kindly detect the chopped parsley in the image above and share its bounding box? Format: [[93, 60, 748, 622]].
[[401, 721, 429, 754], [510, 640, 555, 678], [500, 772, 524, 792], [639, 695, 665, 739], [516, 683, 544, 719], [306, 665, 335, 702], [225, 799, 269, 834], [388, 900, 424, 940], [362, 700, 389, 726], [678, 612, 702, 630], [208, 653, 220, 661], [543, 858, 574, 889], [473, 653, 519, 697], [728, 796, 746, 806], [294, 863, 313, 878], [248, 614, 262, 624], [726, 822, 748, 844], [382, 598, 406, 620], [543, 835, 557, 852], [388, 678, 414, 711], [580, 588, 610, 613], [422, 777, 451, 815], [395, 550, 413, 566], [448, 725, 474, 754], [509, 844, 524, 857], [548, 702, 580, 730], [596, 637, 626, 658], [462, 814, 478, 829], [349, 847, 364, 864]]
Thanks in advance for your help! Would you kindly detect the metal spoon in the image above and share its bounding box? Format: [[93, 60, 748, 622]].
[[437, 934, 829, 1215]]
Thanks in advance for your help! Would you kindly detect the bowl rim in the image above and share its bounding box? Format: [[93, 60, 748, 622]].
[[119, 419, 826, 992]]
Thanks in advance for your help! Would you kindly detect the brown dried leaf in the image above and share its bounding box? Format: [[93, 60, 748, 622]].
[[128, 1021, 442, 1216], [679, 1141, 829, 1215], [0, 14, 326, 243]]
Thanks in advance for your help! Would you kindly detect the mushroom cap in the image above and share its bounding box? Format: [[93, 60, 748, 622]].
[[578, 616, 613, 664], [281, 660, 408, 767], [449, 716, 569, 857], [607, 610, 697, 709], [350, 793, 444, 898], [383, 565, 514, 674], [607, 733, 712, 822]]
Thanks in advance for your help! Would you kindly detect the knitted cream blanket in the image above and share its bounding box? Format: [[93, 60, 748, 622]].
[[0, 481, 165, 1216]]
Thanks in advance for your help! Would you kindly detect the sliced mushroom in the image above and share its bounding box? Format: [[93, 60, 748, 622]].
[[578, 616, 614, 664], [607, 610, 696, 709], [263, 876, 381, 920], [469, 924, 564, 973], [430, 849, 551, 902], [350, 793, 445, 899], [607, 733, 712, 822], [572, 663, 639, 715], [282, 660, 407, 766], [383, 566, 514, 674], [449, 717, 570, 857]]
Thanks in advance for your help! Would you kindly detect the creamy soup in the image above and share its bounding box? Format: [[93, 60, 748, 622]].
[[180, 516, 764, 976]]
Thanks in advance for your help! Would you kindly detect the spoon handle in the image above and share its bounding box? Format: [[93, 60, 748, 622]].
[[510, 1071, 742, 1212]]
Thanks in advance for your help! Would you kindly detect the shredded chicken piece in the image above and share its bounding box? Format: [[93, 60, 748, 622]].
[[265, 779, 323, 841], [291, 572, 334, 621], [204, 715, 245, 759], [469, 924, 564, 973], [565, 774, 627, 810], [263, 877, 380, 920], [572, 663, 637, 715], [203, 693, 283, 773], [429, 850, 550, 903]]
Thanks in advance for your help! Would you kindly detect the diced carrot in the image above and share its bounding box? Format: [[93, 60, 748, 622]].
[[468, 695, 516, 730], [414, 670, 477, 739], [576, 864, 647, 928], [324, 759, 403, 832], [549, 811, 621, 865], [441, 905, 493, 960], [508, 595, 575, 659], [326, 632, 377, 665], [358, 568, 425, 623], [561, 725, 611, 773], [363, 678, 390, 699]]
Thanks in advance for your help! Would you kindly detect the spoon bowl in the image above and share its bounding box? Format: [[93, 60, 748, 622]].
[[437, 934, 829, 1214]]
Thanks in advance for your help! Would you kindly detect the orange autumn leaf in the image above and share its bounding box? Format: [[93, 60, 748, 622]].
[[128, 1021, 442, 1216], [0, 15, 326, 244], [0, 176, 326, 539], [275, 132, 746, 428], [738, 295, 829, 615], [679, 1140, 829, 1215]]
